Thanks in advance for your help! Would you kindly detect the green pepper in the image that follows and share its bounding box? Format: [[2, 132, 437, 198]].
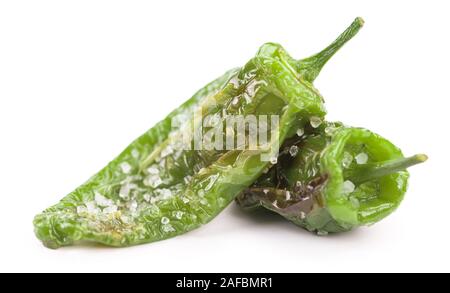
[[33, 68, 238, 248], [35, 22, 365, 247], [237, 123, 427, 234]]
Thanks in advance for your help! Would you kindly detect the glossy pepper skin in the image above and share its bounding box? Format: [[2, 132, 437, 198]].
[[33, 33, 346, 248], [33, 69, 239, 249], [237, 123, 427, 234]]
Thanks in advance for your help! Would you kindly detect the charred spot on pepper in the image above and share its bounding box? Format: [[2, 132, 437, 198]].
[[239, 173, 328, 215]]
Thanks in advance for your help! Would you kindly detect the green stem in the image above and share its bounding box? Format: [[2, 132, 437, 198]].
[[345, 154, 428, 185], [298, 17, 364, 82]]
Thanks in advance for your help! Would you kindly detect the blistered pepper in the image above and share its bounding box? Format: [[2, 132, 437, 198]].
[[33, 18, 365, 248], [33, 38, 340, 248], [237, 123, 427, 234]]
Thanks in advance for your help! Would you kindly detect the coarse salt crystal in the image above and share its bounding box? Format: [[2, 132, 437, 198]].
[[147, 166, 159, 175], [143, 193, 151, 202], [103, 205, 118, 214], [270, 156, 278, 164], [143, 175, 163, 188], [342, 152, 353, 168], [342, 180, 356, 195], [310, 116, 322, 128], [94, 192, 113, 207], [289, 145, 299, 157], [175, 211, 183, 220], [119, 183, 134, 199], [131, 149, 140, 159], [120, 162, 132, 174], [158, 189, 172, 200], [77, 206, 87, 214], [162, 224, 176, 233], [355, 152, 369, 165], [120, 214, 131, 224], [85, 201, 99, 214], [285, 191, 291, 201], [129, 200, 138, 212]]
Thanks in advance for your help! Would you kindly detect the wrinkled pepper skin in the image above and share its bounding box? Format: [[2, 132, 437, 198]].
[[33, 69, 238, 248], [33, 40, 334, 248], [237, 123, 426, 234]]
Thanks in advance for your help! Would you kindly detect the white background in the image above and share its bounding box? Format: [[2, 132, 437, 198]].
[[0, 0, 448, 273]]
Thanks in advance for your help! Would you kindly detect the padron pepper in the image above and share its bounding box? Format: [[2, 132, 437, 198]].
[[33, 18, 366, 248], [237, 122, 427, 234], [33, 69, 239, 248]]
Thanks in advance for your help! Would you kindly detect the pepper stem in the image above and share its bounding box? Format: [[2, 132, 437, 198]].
[[345, 154, 428, 185], [298, 17, 364, 83]]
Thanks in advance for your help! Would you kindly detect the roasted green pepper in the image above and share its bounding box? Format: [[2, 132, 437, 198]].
[[34, 17, 419, 248], [35, 26, 357, 247], [237, 122, 427, 234], [33, 69, 238, 248]]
